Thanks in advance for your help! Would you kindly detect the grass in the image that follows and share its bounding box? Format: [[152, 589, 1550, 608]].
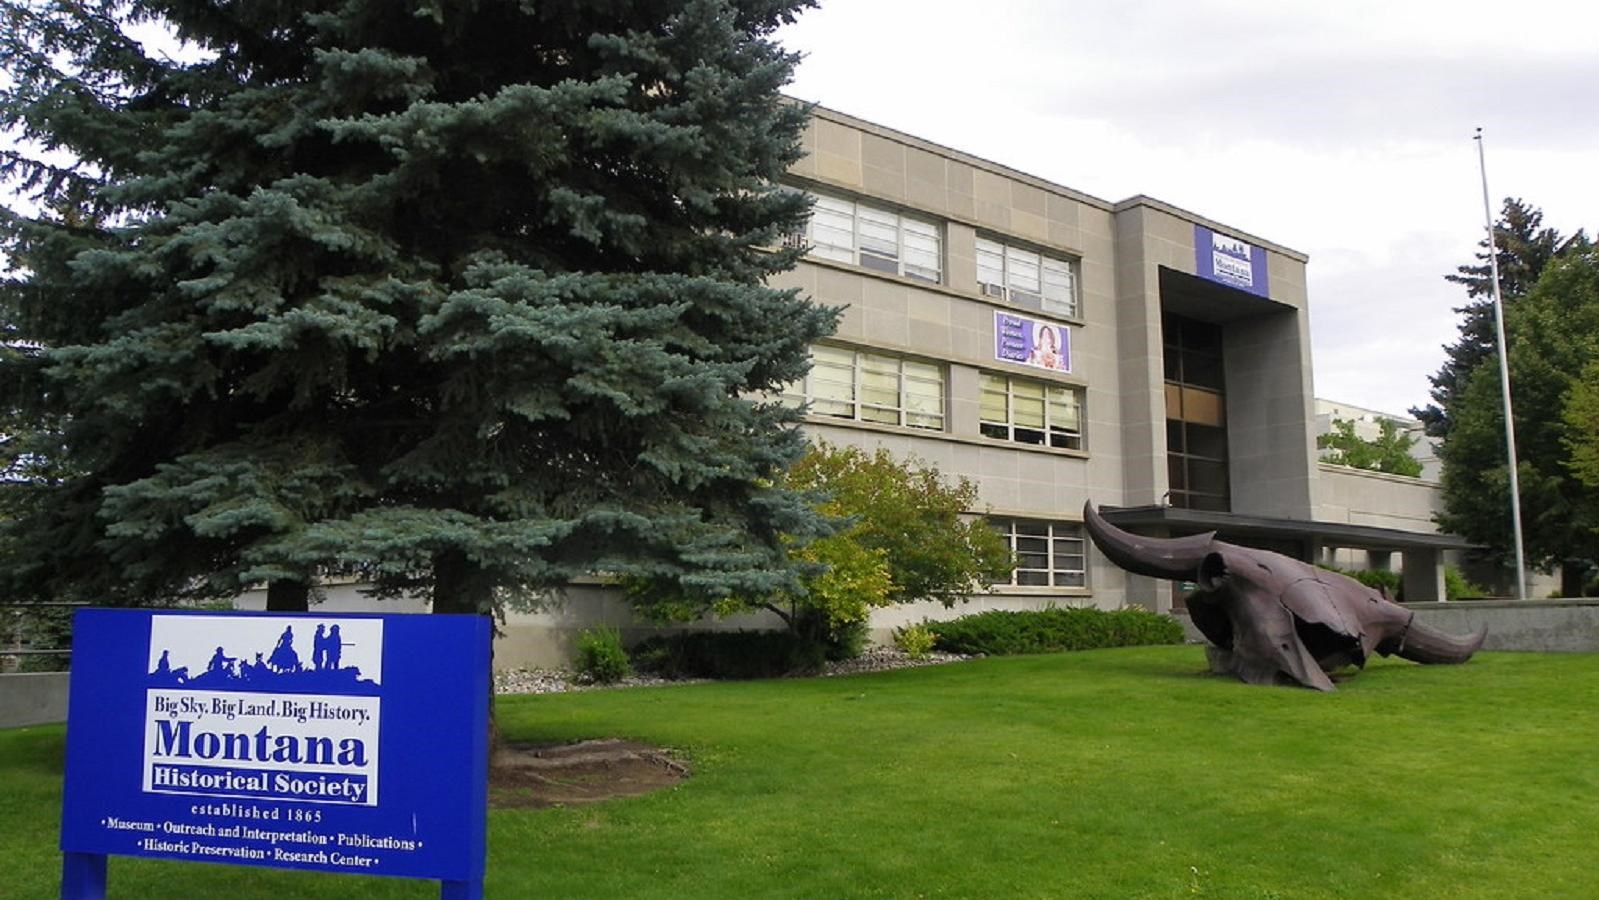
[[5, 646, 1599, 898]]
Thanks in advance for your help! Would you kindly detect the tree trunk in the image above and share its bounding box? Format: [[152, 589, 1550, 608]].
[[1561, 561, 1592, 599], [432, 549, 503, 761], [265, 579, 310, 612]]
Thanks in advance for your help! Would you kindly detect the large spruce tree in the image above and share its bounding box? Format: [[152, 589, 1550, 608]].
[[1435, 249, 1599, 594], [1, 0, 835, 617], [1412, 198, 1590, 438]]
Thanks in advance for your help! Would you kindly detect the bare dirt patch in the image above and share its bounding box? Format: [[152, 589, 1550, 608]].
[[490, 739, 689, 809]]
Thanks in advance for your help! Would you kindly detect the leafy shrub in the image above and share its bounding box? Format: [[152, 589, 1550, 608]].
[[893, 623, 937, 659], [1444, 566, 1489, 600], [926, 607, 1183, 657], [1320, 565, 1492, 602], [631, 630, 825, 680], [821, 613, 871, 662], [787, 444, 1015, 607], [573, 626, 631, 684], [1348, 568, 1402, 597], [785, 536, 891, 659], [1317, 564, 1404, 600]]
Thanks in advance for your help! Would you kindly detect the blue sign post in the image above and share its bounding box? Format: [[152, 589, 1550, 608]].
[[60, 609, 490, 899]]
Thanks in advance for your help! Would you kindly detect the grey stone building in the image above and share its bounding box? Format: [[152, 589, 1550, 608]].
[[764, 105, 1464, 630]]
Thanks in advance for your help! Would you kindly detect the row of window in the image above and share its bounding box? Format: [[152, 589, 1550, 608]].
[[783, 346, 1086, 452], [791, 189, 1081, 319]]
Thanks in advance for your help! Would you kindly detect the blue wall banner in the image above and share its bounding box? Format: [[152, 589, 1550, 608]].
[[60, 609, 490, 898], [1194, 225, 1271, 298]]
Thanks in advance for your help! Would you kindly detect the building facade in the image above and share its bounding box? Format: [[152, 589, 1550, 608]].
[[755, 105, 1465, 633], [239, 107, 1471, 666]]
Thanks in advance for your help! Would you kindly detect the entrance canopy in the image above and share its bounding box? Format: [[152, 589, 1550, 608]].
[[1098, 505, 1473, 556], [1097, 505, 1474, 604]]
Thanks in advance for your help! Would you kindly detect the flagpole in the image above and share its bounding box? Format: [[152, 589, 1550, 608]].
[[1474, 127, 1528, 601]]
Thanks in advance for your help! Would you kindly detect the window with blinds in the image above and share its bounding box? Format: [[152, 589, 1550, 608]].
[[988, 519, 1087, 588], [804, 193, 941, 284], [784, 345, 945, 431], [976, 237, 1078, 317], [979, 373, 1083, 450]]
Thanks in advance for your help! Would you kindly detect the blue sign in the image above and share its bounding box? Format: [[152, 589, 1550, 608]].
[[1194, 225, 1270, 298], [60, 609, 490, 897], [994, 311, 1071, 374]]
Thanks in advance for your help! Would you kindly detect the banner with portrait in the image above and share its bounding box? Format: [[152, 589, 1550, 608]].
[[994, 311, 1072, 374]]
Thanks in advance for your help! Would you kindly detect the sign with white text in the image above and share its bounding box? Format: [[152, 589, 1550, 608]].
[[60, 609, 489, 889], [1194, 225, 1270, 298]]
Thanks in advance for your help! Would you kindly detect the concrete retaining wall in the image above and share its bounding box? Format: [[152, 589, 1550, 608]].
[[1178, 599, 1599, 653], [1405, 599, 1599, 653], [0, 672, 70, 728]]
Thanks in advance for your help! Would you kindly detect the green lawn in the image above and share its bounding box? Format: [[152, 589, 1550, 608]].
[[6, 646, 1597, 898]]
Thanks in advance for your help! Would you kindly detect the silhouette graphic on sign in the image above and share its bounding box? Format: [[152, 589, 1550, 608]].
[[148, 620, 377, 694], [312, 624, 328, 671], [327, 624, 345, 671], [206, 646, 237, 677], [267, 626, 301, 673]]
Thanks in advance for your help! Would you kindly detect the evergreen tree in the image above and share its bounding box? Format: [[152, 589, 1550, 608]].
[[1412, 198, 1590, 437], [1436, 249, 1599, 592], [1, 1, 835, 620]]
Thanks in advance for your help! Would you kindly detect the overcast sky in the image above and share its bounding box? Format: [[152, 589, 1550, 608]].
[[777, 0, 1599, 417]]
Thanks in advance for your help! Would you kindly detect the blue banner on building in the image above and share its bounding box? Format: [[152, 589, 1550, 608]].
[[1194, 225, 1271, 298], [60, 609, 490, 886]]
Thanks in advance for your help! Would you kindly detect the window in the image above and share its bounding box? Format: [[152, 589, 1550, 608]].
[[783, 345, 945, 431], [1163, 314, 1229, 511], [989, 519, 1087, 588], [976, 237, 1078, 317], [796, 192, 942, 283], [980, 374, 1083, 450]]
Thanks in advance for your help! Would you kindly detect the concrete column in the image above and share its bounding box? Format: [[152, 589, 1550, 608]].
[[1127, 573, 1164, 612], [947, 365, 982, 437], [945, 222, 979, 295], [1367, 549, 1393, 572], [1402, 548, 1445, 603]]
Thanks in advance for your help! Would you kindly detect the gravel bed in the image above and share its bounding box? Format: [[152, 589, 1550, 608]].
[[493, 646, 975, 695]]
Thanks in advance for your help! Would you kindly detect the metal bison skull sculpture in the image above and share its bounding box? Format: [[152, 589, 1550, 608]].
[[1083, 503, 1486, 691]]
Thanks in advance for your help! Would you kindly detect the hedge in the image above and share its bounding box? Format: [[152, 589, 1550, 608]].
[[926, 606, 1183, 656]]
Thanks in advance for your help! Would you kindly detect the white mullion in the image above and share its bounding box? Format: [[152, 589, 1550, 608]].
[[852, 349, 864, 422], [1006, 519, 1019, 587], [1006, 378, 1018, 439], [1045, 522, 1057, 581], [895, 215, 908, 276], [893, 357, 906, 426], [850, 199, 862, 262]]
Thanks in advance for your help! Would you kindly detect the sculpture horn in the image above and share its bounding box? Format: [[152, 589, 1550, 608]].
[[1390, 618, 1488, 665], [1082, 502, 1216, 580]]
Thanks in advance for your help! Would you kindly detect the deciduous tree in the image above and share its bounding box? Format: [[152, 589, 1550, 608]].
[[1317, 417, 1423, 477], [630, 443, 1015, 649]]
